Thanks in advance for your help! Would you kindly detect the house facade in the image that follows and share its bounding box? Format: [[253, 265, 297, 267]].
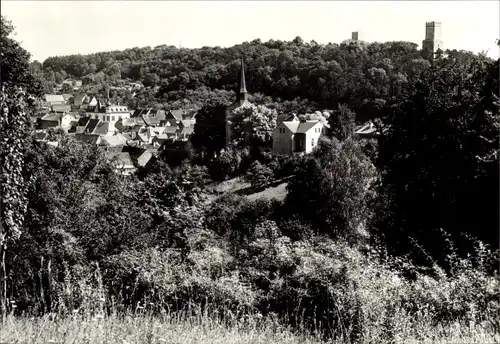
[[273, 118, 326, 155]]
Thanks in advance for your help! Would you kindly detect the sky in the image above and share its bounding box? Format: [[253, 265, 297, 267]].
[[2, 1, 499, 62]]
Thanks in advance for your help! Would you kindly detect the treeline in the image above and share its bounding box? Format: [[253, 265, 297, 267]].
[[32, 37, 492, 120]]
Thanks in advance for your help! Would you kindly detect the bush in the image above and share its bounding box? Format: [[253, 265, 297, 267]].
[[245, 160, 274, 188]]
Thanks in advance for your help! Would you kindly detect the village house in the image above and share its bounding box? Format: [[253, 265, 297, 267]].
[[39, 112, 78, 132], [272, 116, 327, 155], [43, 94, 66, 108], [354, 120, 386, 138], [72, 93, 87, 110], [106, 152, 136, 176]]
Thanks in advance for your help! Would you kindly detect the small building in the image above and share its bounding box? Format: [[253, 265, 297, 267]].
[[106, 152, 136, 176], [86, 104, 131, 126], [39, 112, 78, 131], [272, 117, 327, 155], [44, 94, 66, 107]]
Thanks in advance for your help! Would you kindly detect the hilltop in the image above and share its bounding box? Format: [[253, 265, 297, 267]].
[[31, 38, 492, 121]]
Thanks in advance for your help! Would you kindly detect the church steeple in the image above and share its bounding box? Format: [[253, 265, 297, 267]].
[[238, 57, 248, 102]]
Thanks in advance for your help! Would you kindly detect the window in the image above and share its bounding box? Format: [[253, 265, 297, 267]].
[[106, 116, 110, 121], [311, 138, 315, 147], [111, 116, 115, 121]]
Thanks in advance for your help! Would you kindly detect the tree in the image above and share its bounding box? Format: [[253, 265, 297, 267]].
[[285, 137, 378, 241], [328, 104, 356, 141], [60, 83, 73, 94], [375, 59, 500, 263], [0, 16, 41, 320], [230, 103, 277, 149], [191, 100, 228, 161], [245, 160, 274, 187]]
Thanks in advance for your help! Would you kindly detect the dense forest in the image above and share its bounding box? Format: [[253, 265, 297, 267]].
[[2, 14, 500, 343], [32, 37, 492, 122]]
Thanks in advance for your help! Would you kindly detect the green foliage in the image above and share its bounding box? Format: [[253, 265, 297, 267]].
[[376, 58, 500, 261], [244, 160, 274, 188], [230, 104, 277, 149], [285, 137, 378, 241], [191, 101, 228, 161], [35, 37, 490, 117], [328, 103, 356, 140]]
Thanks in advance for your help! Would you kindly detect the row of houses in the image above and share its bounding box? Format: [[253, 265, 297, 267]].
[[37, 60, 379, 175], [35, 92, 199, 175]]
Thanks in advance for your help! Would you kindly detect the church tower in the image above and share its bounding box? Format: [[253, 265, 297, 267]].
[[422, 21, 443, 60], [238, 57, 248, 102], [225, 57, 251, 146]]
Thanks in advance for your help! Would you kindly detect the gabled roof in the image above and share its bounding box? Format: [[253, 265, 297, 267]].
[[122, 146, 155, 168], [41, 112, 63, 122], [62, 94, 73, 101], [93, 121, 116, 135], [75, 134, 101, 145], [106, 152, 135, 169], [282, 121, 300, 133], [169, 110, 184, 121], [296, 121, 321, 134], [44, 94, 65, 103], [52, 104, 72, 113], [100, 134, 128, 147], [73, 94, 86, 105], [84, 119, 100, 134], [180, 119, 196, 128], [281, 119, 322, 134], [142, 110, 167, 126], [355, 121, 378, 135], [132, 108, 153, 118]]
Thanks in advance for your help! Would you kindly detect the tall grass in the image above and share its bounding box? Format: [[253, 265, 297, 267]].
[[1, 308, 497, 344]]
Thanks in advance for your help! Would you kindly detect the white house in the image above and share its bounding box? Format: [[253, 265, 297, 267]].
[[273, 117, 327, 155]]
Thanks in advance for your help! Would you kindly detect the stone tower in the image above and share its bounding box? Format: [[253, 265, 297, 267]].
[[351, 31, 363, 41], [225, 57, 251, 146], [422, 21, 443, 60]]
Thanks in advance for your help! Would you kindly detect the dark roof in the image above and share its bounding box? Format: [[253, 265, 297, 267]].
[[84, 119, 100, 134], [143, 110, 166, 126], [296, 121, 320, 134], [239, 57, 248, 95], [73, 94, 86, 105], [93, 122, 113, 135], [75, 134, 101, 145]]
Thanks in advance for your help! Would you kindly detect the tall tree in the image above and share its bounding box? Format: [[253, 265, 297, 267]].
[[375, 58, 500, 263], [0, 16, 41, 320], [191, 100, 228, 161]]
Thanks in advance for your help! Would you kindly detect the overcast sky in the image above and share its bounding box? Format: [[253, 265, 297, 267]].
[[2, 1, 499, 62]]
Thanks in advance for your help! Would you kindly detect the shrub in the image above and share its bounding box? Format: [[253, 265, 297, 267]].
[[245, 160, 274, 188]]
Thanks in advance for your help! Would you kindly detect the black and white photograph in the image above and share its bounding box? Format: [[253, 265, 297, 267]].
[[0, 0, 499, 343]]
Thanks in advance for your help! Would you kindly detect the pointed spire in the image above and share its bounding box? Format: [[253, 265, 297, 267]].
[[238, 57, 248, 101]]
